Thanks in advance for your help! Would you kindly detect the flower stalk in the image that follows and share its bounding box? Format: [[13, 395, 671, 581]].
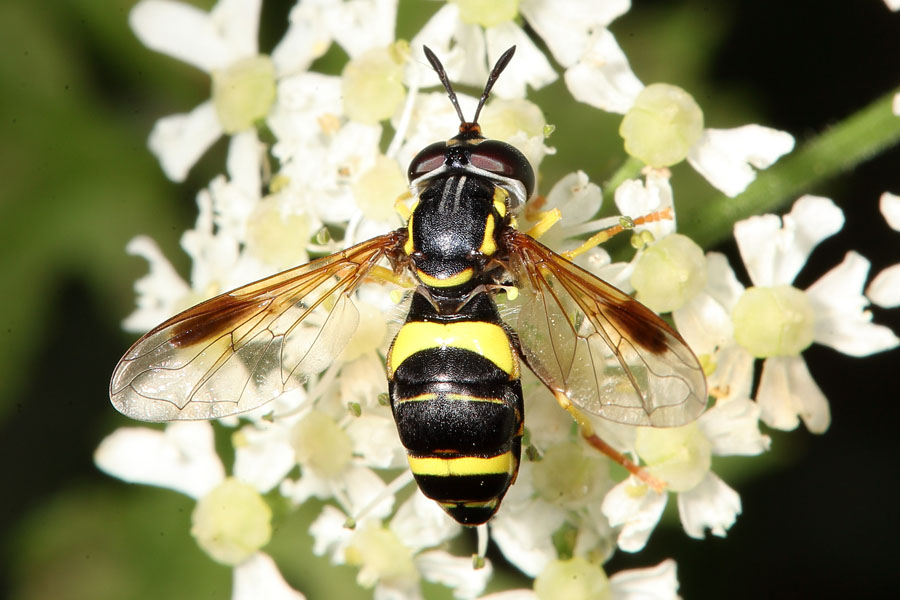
[[688, 89, 900, 247]]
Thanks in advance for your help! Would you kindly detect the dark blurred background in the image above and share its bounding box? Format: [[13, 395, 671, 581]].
[[2, 1, 898, 599]]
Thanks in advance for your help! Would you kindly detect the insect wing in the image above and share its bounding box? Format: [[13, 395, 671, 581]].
[[506, 232, 707, 427], [110, 234, 401, 422]]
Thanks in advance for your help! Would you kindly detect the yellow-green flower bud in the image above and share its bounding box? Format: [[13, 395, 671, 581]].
[[191, 478, 272, 565], [212, 55, 277, 134], [635, 423, 711, 492], [345, 524, 417, 589], [619, 83, 704, 167], [533, 442, 607, 506], [453, 0, 519, 27], [479, 98, 547, 141], [245, 194, 311, 269], [631, 233, 707, 313], [352, 155, 408, 222], [342, 43, 408, 124], [732, 285, 815, 358], [534, 557, 611, 600], [291, 410, 353, 478]]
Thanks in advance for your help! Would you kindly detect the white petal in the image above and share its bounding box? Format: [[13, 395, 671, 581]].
[[673, 292, 732, 356], [734, 195, 844, 286], [130, 0, 233, 72], [121, 236, 190, 332], [485, 23, 558, 98], [886, 0, 900, 10], [602, 479, 667, 553], [227, 129, 262, 201], [409, 4, 488, 90], [271, 1, 331, 75], [879, 191, 900, 230], [416, 550, 492, 600], [490, 494, 567, 575], [94, 422, 224, 498], [210, 0, 261, 59], [327, 0, 397, 59], [309, 505, 353, 560], [391, 491, 461, 553], [233, 423, 297, 493], [705, 344, 755, 403], [703, 253, 744, 314], [676, 472, 741, 539], [807, 251, 900, 355], [609, 558, 680, 600], [757, 356, 830, 433], [148, 102, 223, 182], [544, 171, 603, 228], [687, 125, 794, 197], [521, 0, 630, 68], [564, 28, 644, 114], [867, 263, 900, 308], [893, 91, 900, 115], [698, 398, 770, 456], [614, 172, 676, 239], [233, 553, 305, 600]]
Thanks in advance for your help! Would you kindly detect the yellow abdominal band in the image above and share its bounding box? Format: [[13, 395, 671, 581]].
[[408, 452, 513, 477], [388, 321, 518, 377]]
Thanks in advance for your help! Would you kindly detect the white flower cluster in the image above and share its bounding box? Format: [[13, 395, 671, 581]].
[[96, 1, 900, 599]]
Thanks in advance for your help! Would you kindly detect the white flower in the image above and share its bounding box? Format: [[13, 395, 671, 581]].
[[564, 28, 793, 196], [866, 192, 900, 308], [602, 395, 768, 551], [310, 491, 488, 600], [884, 0, 900, 11], [478, 558, 680, 600], [95, 421, 303, 599], [410, 2, 558, 99], [692, 195, 899, 433]]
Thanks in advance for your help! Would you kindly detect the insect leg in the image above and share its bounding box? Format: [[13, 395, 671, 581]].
[[552, 391, 667, 494], [562, 206, 674, 262]]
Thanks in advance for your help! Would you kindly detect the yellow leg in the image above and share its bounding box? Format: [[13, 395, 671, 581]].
[[365, 265, 415, 289], [553, 391, 666, 494], [525, 208, 562, 239], [561, 206, 674, 261], [393, 191, 414, 222]]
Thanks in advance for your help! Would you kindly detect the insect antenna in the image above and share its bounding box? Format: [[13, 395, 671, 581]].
[[423, 45, 467, 125], [423, 45, 517, 128], [472, 46, 516, 124]]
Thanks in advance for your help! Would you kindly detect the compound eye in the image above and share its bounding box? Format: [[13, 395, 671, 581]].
[[468, 140, 535, 200], [407, 141, 447, 181]]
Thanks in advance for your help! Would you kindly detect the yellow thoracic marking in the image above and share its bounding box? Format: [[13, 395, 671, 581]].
[[397, 392, 505, 404], [492, 187, 508, 218], [388, 321, 517, 377], [479, 214, 497, 256], [404, 212, 415, 256], [416, 267, 474, 288], [408, 452, 513, 477]]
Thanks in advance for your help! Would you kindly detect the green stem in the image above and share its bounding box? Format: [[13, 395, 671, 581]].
[[687, 89, 900, 248], [602, 155, 644, 204]]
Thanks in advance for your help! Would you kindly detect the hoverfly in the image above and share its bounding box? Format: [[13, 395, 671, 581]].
[[110, 46, 707, 526]]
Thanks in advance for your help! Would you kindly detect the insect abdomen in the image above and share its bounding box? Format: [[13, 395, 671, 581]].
[[387, 293, 524, 525]]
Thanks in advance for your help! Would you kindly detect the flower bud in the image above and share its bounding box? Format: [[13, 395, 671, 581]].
[[212, 55, 276, 133], [534, 557, 611, 600], [631, 233, 707, 313], [342, 43, 408, 124], [619, 83, 703, 167], [191, 478, 272, 565], [732, 285, 815, 357]]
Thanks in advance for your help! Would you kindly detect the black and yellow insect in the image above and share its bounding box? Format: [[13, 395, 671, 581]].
[[110, 47, 707, 526]]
